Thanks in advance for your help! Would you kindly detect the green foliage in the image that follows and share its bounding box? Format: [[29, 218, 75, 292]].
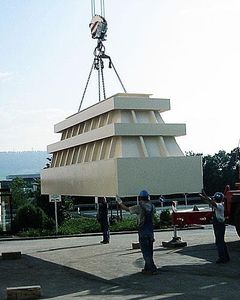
[[17, 228, 54, 237], [203, 149, 238, 195], [33, 180, 66, 225], [58, 217, 101, 235], [15, 211, 169, 237], [153, 213, 161, 228], [186, 148, 239, 195], [62, 196, 74, 211], [10, 177, 28, 208], [61, 196, 74, 221], [160, 209, 172, 227], [110, 216, 138, 231], [110, 213, 162, 231], [185, 151, 203, 157], [58, 213, 165, 235], [14, 204, 54, 231]]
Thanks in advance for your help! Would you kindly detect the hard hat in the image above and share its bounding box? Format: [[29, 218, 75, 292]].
[[139, 190, 149, 198], [213, 192, 224, 202]]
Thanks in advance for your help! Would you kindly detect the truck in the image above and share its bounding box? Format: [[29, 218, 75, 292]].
[[172, 179, 240, 238], [224, 181, 240, 237]]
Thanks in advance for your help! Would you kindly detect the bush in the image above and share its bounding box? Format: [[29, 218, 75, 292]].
[[17, 228, 54, 237], [14, 204, 54, 232], [160, 209, 172, 227], [110, 213, 162, 232], [58, 217, 101, 235], [153, 213, 161, 229], [35, 194, 66, 226], [13, 209, 172, 237], [110, 217, 138, 232], [58, 213, 168, 235]]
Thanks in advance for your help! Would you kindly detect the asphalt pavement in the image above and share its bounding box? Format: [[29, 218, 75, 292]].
[[0, 225, 240, 299]]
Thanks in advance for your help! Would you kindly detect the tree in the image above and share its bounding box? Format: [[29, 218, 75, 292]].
[[10, 177, 28, 208], [186, 148, 239, 195], [185, 151, 203, 157], [14, 204, 53, 231], [32, 179, 66, 225], [202, 149, 239, 195]]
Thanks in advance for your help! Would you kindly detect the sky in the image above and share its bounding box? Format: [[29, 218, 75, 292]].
[[1, 0, 240, 155]]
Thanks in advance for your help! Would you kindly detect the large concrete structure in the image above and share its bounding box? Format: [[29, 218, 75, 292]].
[[41, 93, 202, 197]]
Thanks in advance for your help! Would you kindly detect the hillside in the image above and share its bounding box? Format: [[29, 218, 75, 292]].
[[0, 151, 48, 179]]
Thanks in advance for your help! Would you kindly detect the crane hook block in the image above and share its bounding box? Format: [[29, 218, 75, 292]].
[[89, 15, 107, 41]]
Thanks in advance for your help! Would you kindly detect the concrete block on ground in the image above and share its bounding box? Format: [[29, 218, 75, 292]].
[[162, 237, 187, 248], [6, 285, 41, 300], [132, 242, 140, 249], [2, 251, 22, 260]]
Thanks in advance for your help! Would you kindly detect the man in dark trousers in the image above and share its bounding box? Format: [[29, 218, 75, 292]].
[[200, 190, 230, 263], [116, 190, 158, 275], [96, 197, 110, 244]]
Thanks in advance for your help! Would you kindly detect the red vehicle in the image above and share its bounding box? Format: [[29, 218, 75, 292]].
[[224, 182, 240, 237], [172, 181, 240, 238]]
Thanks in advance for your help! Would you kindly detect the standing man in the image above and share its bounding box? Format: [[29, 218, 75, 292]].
[[96, 197, 110, 244], [116, 190, 158, 275], [200, 190, 230, 263]]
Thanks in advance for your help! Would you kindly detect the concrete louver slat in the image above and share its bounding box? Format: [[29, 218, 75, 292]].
[[78, 146, 84, 163], [70, 147, 76, 164], [89, 142, 96, 162], [131, 109, 148, 157], [54, 152, 59, 167], [54, 95, 170, 133], [47, 123, 186, 153], [158, 136, 169, 156], [139, 136, 148, 157], [51, 152, 57, 167], [114, 123, 186, 136], [63, 149, 69, 166], [73, 146, 80, 164]]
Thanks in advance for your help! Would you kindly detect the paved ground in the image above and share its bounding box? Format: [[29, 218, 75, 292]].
[[0, 225, 240, 299]]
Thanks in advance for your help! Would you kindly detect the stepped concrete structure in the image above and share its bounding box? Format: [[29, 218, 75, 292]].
[[41, 93, 202, 197]]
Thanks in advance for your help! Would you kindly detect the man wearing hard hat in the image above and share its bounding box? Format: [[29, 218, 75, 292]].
[[116, 190, 158, 275]]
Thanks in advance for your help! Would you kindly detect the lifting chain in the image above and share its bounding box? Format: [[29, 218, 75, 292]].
[[78, 0, 126, 112]]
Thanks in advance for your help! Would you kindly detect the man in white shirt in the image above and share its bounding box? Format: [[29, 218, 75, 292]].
[[200, 190, 230, 263]]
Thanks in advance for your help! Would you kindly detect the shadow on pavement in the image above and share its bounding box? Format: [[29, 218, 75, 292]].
[[176, 240, 240, 263], [1, 241, 240, 299], [36, 242, 101, 253], [0, 254, 134, 299]]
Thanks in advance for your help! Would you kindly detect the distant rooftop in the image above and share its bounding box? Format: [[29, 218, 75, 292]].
[[6, 174, 40, 180]]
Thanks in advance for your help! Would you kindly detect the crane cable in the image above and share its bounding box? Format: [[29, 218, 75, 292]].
[[91, 0, 105, 17], [100, 0, 105, 18], [91, 0, 95, 17]]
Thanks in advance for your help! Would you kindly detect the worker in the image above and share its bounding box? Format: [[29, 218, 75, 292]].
[[116, 190, 158, 275], [96, 197, 110, 244], [199, 190, 230, 263]]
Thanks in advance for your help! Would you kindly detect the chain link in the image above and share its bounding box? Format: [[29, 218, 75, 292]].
[[99, 58, 106, 100], [78, 38, 127, 111]]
